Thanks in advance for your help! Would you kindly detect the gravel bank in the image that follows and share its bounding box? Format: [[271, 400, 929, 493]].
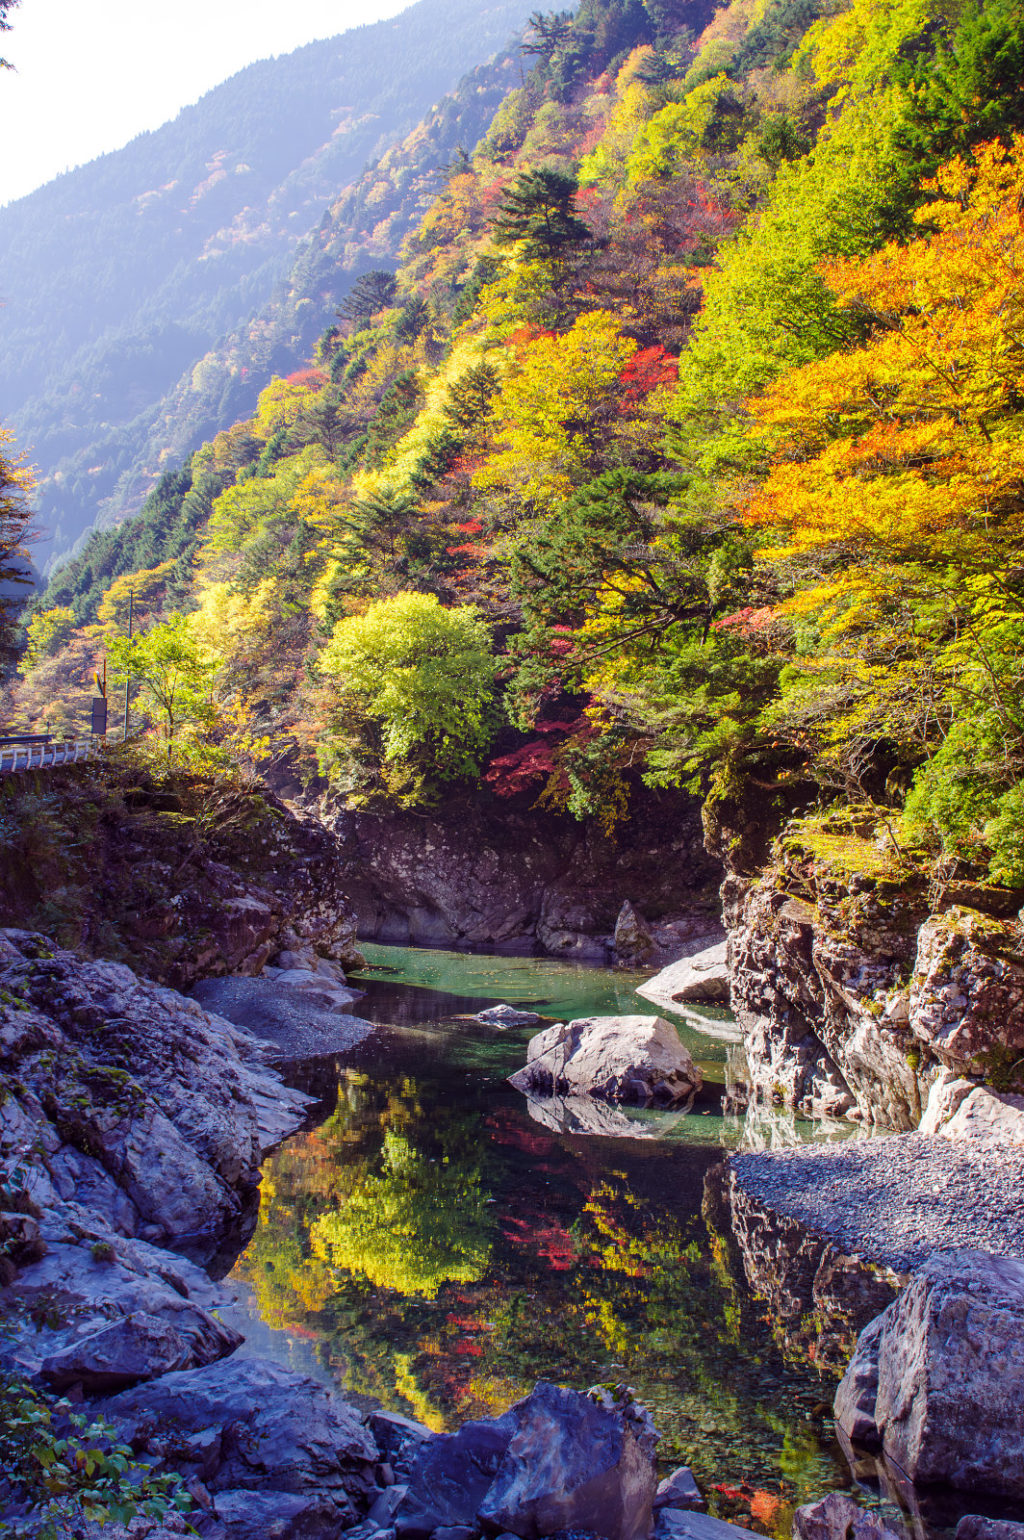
[[192, 976, 376, 1061], [731, 1133, 1024, 1272]]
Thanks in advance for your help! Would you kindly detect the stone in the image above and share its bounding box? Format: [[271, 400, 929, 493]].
[[367, 1486, 409, 1525], [637, 944, 731, 1009], [101, 1356, 379, 1522], [792, 1494, 903, 1540], [940, 1086, 1024, 1146], [654, 1512, 756, 1540], [909, 911, 1024, 1076], [614, 901, 655, 966], [432, 1529, 478, 1540], [40, 1310, 223, 1393], [918, 1068, 976, 1135], [213, 1486, 346, 1539], [475, 1004, 541, 1027], [654, 1467, 704, 1511], [393, 1413, 515, 1537], [367, 1409, 434, 1471], [509, 1016, 702, 1107], [191, 975, 375, 1062], [477, 1381, 658, 1540], [955, 1520, 1024, 1540], [833, 1314, 884, 1449], [836, 1251, 1024, 1498]]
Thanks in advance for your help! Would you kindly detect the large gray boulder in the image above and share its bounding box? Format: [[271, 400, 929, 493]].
[[392, 1412, 516, 1537], [835, 1251, 1024, 1498], [509, 1016, 702, 1107], [100, 1356, 379, 1532], [477, 1382, 658, 1540], [637, 943, 731, 1008]]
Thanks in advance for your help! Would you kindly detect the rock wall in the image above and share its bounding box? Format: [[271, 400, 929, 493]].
[[316, 787, 720, 961], [0, 762, 363, 987], [721, 848, 1024, 1129]]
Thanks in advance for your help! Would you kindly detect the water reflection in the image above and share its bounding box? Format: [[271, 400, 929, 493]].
[[232, 1021, 852, 1533]]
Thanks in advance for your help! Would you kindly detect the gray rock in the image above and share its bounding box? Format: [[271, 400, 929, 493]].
[[917, 1068, 976, 1135], [654, 1511, 756, 1540], [394, 1413, 515, 1537], [637, 944, 731, 1009], [792, 1494, 902, 1540], [367, 1409, 434, 1472], [213, 1486, 346, 1539], [909, 912, 1024, 1075], [475, 1004, 541, 1027], [836, 1251, 1024, 1498], [509, 1016, 702, 1107], [101, 1356, 379, 1523], [833, 1314, 884, 1449], [191, 975, 375, 1062], [614, 901, 655, 966], [940, 1086, 1024, 1147], [955, 1520, 1024, 1540], [41, 1309, 226, 1393], [367, 1486, 409, 1525], [654, 1467, 704, 1511], [432, 1529, 478, 1540], [477, 1381, 657, 1540]]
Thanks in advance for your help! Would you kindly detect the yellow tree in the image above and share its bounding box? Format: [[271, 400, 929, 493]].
[[473, 311, 636, 510]]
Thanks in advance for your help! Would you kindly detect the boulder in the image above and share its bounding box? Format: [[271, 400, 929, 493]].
[[835, 1251, 1024, 1499], [940, 1086, 1024, 1147], [918, 1069, 977, 1135], [955, 1520, 1024, 1540], [637, 944, 731, 1009], [509, 1017, 702, 1107], [614, 901, 655, 966], [909, 911, 1024, 1075], [100, 1356, 379, 1527], [191, 975, 375, 1062], [393, 1412, 515, 1537], [477, 1381, 658, 1540], [654, 1467, 704, 1511], [833, 1314, 884, 1449], [654, 1513, 756, 1540], [792, 1494, 903, 1540], [40, 1310, 219, 1393], [476, 1004, 542, 1027]]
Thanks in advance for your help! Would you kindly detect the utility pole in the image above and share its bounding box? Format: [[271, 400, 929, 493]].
[[122, 589, 134, 743]]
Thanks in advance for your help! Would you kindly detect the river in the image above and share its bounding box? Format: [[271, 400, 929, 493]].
[[223, 943, 859, 1537]]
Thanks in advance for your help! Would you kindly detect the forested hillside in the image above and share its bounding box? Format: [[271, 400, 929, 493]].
[[11, 0, 1024, 897], [0, 0, 533, 567]]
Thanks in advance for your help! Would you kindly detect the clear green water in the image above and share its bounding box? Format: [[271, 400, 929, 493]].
[[228, 944, 854, 1536]]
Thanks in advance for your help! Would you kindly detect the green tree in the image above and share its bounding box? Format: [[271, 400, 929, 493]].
[[491, 168, 593, 263], [107, 614, 217, 746], [0, 422, 33, 673], [339, 270, 399, 329], [318, 592, 496, 802]]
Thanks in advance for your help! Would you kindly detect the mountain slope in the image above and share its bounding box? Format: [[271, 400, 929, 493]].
[[0, 0, 534, 566]]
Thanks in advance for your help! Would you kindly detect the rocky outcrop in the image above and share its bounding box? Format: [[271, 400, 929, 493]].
[[0, 929, 311, 1255], [722, 842, 1024, 1128], [509, 1015, 702, 1107], [191, 975, 375, 1063], [637, 942, 730, 1010], [316, 791, 719, 961], [835, 1251, 1024, 1501], [0, 765, 364, 989]]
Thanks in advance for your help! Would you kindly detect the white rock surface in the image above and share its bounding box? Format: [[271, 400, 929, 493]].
[[637, 942, 730, 1008], [509, 1015, 702, 1106]]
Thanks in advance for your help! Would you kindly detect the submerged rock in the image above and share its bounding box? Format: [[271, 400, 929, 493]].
[[792, 1494, 903, 1540], [476, 1003, 542, 1027], [509, 1016, 702, 1107], [835, 1250, 1024, 1500], [638, 944, 731, 1008]]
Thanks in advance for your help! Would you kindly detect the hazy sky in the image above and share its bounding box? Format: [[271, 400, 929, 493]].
[[0, 0, 411, 206]]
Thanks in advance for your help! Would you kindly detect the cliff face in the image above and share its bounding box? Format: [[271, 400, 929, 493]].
[[719, 822, 1024, 1130], [316, 786, 722, 961], [0, 757, 362, 987]]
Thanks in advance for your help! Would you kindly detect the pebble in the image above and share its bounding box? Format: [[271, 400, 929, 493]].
[[731, 1132, 1024, 1272]]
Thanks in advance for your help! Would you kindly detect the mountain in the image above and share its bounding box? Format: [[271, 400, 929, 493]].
[[0, 0, 534, 568]]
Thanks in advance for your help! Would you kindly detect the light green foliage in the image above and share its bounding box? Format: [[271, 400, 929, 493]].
[[23, 607, 76, 670], [319, 592, 497, 802], [107, 613, 218, 746]]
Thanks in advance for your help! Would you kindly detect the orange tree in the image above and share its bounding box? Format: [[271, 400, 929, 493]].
[[743, 135, 1024, 878]]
